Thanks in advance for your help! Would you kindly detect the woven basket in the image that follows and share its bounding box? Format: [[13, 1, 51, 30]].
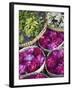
[[45, 47, 64, 77]]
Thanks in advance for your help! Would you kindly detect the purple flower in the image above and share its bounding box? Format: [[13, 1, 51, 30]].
[[39, 28, 64, 50], [19, 46, 45, 76], [46, 49, 64, 75]]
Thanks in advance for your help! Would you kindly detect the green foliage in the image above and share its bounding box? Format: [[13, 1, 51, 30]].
[[19, 34, 24, 44], [19, 11, 46, 44]]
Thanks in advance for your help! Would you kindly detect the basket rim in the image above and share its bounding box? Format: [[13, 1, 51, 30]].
[[48, 26, 64, 32]]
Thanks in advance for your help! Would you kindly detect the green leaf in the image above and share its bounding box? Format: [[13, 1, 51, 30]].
[[19, 34, 24, 44]]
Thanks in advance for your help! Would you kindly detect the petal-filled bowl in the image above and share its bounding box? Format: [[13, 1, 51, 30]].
[[38, 28, 64, 51], [45, 48, 64, 77], [19, 46, 46, 78]]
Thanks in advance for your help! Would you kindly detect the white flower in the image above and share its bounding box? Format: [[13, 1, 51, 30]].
[[55, 16, 61, 22], [48, 19, 52, 24], [59, 23, 64, 28], [47, 12, 64, 28]]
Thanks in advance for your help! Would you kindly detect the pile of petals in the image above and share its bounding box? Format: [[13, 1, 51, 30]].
[[19, 47, 45, 78], [46, 49, 64, 75], [39, 28, 64, 50]]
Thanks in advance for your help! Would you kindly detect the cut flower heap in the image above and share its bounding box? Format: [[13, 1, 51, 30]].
[[47, 12, 64, 29], [39, 28, 64, 51], [19, 46, 45, 78], [46, 49, 64, 76]]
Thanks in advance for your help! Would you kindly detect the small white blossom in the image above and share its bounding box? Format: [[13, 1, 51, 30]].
[[47, 12, 64, 28]]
